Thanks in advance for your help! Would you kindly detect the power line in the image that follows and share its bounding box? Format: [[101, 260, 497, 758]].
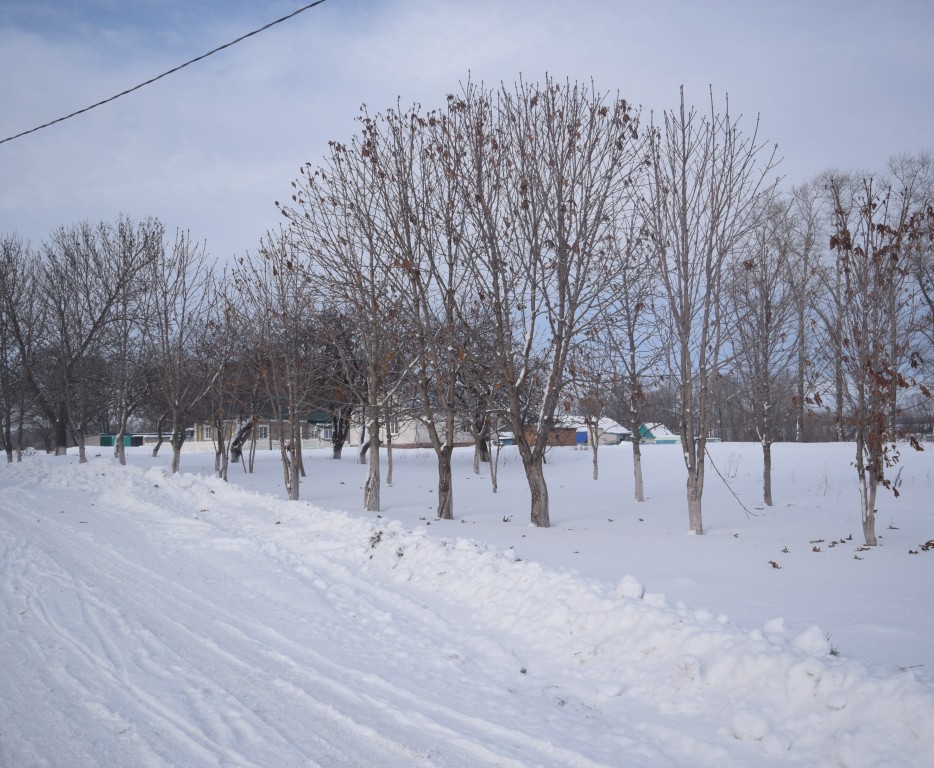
[[0, 0, 329, 146]]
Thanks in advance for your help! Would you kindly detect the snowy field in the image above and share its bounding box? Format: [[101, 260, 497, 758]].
[[1, 440, 933, 767]]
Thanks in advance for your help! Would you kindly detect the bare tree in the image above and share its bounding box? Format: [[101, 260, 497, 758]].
[[197, 272, 240, 481], [568, 343, 613, 482], [28, 220, 157, 461], [602, 221, 669, 501], [0, 234, 44, 461], [887, 152, 934, 429], [283, 124, 411, 512], [148, 230, 218, 473], [357, 98, 476, 519], [644, 87, 779, 534], [311, 307, 363, 460], [235, 231, 319, 499], [452, 301, 502, 475], [910, 198, 934, 391], [726, 200, 797, 506], [788, 180, 826, 441], [0, 251, 16, 460], [103, 218, 163, 465], [458, 76, 644, 527], [827, 174, 925, 545]]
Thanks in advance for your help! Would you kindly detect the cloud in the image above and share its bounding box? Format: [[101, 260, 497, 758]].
[[2, 0, 933, 260]]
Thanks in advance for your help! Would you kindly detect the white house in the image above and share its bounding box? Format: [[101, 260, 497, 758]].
[[566, 416, 633, 446]]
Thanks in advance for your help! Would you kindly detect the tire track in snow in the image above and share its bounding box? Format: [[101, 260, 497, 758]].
[[142, 470, 679, 766], [1, 483, 479, 766], [1, 464, 664, 767]]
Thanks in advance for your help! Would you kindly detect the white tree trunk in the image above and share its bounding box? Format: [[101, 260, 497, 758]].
[[589, 426, 599, 481], [632, 440, 645, 502], [364, 428, 380, 512], [687, 470, 703, 535], [762, 438, 773, 507], [856, 438, 879, 546]]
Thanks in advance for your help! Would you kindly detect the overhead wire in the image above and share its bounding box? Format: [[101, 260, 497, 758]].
[[0, 0, 329, 146]]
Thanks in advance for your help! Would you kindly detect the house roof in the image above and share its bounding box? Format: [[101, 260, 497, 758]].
[[640, 422, 675, 437], [560, 416, 632, 436]]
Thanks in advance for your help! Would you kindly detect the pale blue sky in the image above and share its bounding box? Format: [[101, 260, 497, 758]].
[[2, 0, 933, 261]]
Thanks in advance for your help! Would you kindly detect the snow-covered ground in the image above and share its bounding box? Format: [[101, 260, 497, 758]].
[[1, 441, 932, 767]]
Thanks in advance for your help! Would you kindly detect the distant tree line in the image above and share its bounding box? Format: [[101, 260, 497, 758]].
[[2, 77, 932, 546]]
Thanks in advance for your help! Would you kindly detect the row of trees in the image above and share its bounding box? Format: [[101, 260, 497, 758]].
[[3, 77, 933, 546], [0, 219, 220, 472]]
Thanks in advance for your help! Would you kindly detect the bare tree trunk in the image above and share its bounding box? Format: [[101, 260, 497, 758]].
[[478, 432, 490, 462], [289, 448, 301, 501], [436, 449, 453, 520], [287, 425, 301, 501], [280, 444, 292, 498], [331, 412, 349, 459], [170, 422, 185, 474], [152, 413, 166, 457], [212, 414, 229, 477], [54, 402, 68, 456], [15, 402, 25, 461], [468, 408, 491, 475], [3, 422, 12, 463], [762, 438, 773, 507], [632, 439, 645, 502], [364, 414, 380, 512], [862, 480, 878, 547], [358, 422, 367, 465], [589, 427, 599, 481], [686, 465, 703, 535], [77, 433, 88, 464], [761, 383, 774, 506], [473, 427, 491, 474], [217, 423, 230, 481], [14, 383, 27, 462], [524, 453, 550, 528], [856, 436, 879, 546], [229, 420, 252, 464]]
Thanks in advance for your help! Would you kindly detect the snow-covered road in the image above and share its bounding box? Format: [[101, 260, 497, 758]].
[[0, 462, 664, 766], [2, 454, 933, 766]]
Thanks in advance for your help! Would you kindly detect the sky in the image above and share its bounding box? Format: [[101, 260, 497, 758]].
[[2, 441, 933, 765], [2, 0, 933, 263]]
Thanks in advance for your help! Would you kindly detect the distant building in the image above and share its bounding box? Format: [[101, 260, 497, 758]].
[[571, 417, 632, 446], [638, 423, 680, 444]]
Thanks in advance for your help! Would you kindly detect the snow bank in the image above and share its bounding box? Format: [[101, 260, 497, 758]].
[[362, 518, 934, 766]]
